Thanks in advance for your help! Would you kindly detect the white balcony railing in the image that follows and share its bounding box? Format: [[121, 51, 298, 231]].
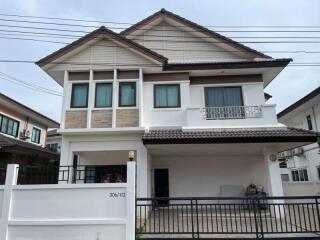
[[201, 106, 262, 120]]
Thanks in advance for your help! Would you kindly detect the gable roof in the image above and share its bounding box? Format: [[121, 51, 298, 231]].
[[121, 8, 272, 59], [0, 93, 59, 128], [277, 86, 320, 119], [36, 26, 168, 67]]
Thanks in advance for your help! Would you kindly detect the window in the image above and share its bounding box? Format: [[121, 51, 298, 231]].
[[71, 83, 89, 108], [291, 169, 309, 182], [154, 84, 180, 108], [119, 82, 136, 107], [205, 87, 243, 107], [31, 128, 41, 144], [281, 174, 290, 182], [306, 115, 313, 130], [0, 114, 19, 137], [317, 167, 320, 180], [95, 83, 112, 108], [47, 143, 59, 153]]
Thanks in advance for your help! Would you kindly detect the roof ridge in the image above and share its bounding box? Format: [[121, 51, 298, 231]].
[[121, 8, 272, 59]]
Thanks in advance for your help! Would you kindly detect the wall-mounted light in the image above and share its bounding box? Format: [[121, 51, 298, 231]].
[[128, 151, 135, 161]]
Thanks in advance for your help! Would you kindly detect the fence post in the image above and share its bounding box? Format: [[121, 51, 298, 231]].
[[0, 164, 19, 240], [126, 161, 136, 240], [315, 197, 320, 231]]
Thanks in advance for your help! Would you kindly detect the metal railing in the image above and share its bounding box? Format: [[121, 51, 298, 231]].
[[16, 164, 127, 185], [201, 106, 262, 120], [136, 196, 320, 239]]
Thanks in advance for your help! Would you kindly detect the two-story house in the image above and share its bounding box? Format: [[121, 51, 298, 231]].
[[278, 87, 320, 194], [36, 9, 317, 199], [0, 93, 60, 167]]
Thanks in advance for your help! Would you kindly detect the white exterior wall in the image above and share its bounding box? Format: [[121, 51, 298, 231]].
[[278, 96, 320, 183], [59, 134, 151, 198], [0, 163, 136, 240], [151, 154, 269, 197], [0, 111, 47, 147]]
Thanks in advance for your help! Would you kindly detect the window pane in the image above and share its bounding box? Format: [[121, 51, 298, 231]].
[[155, 85, 180, 108], [119, 83, 135, 106], [85, 167, 96, 183], [12, 122, 19, 137], [95, 83, 112, 107], [31, 128, 41, 143], [205, 87, 242, 107], [306, 115, 313, 130], [71, 84, 88, 108], [1, 117, 8, 133], [167, 85, 179, 107], [303, 169, 308, 181]]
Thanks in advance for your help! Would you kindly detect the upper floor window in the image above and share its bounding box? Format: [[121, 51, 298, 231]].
[[95, 83, 112, 108], [291, 169, 308, 182], [31, 127, 41, 144], [119, 82, 136, 107], [205, 87, 243, 107], [47, 143, 59, 153], [306, 115, 313, 130], [0, 114, 19, 137], [71, 83, 89, 108], [154, 84, 180, 108]]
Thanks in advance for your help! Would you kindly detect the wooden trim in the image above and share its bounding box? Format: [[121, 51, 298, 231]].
[[69, 72, 90, 81], [190, 75, 263, 85], [93, 71, 114, 80], [144, 72, 189, 82], [118, 70, 139, 79]]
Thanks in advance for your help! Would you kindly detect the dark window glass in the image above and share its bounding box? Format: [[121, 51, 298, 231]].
[[95, 83, 112, 108], [306, 115, 313, 130], [31, 128, 41, 144], [71, 83, 89, 108], [154, 84, 180, 108], [292, 169, 309, 182], [47, 143, 59, 152], [318, 167, 320, 180], [0, 114, 19, 137], [119, 82, 136, 107]]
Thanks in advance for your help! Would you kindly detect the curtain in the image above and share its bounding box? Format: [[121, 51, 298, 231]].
[[155, 85, 179, 107], [72, 84, 88, 107], [85, 167, 96, 183], [205, 87, 242, 107], [95, 83, 112, 107], [120, 83, 135, 106], [167, 85, 179, 107]]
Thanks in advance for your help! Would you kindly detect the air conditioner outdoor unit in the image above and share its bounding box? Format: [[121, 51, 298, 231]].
[[20, 129, 30, 140]]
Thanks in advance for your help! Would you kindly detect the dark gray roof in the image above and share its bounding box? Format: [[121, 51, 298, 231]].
[[142, 128, 318, 144]]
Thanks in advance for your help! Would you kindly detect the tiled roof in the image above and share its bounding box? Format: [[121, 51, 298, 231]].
[[142, 128, 318, 144], [0, 134, 58, 156]]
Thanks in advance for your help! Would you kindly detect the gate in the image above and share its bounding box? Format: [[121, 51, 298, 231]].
[[136, 196, 320, 239]]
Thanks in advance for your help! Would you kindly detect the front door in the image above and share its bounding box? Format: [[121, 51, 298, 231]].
[[154, 169, 169, 204]]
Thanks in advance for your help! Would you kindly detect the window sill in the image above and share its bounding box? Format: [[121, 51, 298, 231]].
[[152, 108, 182, 111], [92, 107, 112, 111], [67, 108, 88, 111]]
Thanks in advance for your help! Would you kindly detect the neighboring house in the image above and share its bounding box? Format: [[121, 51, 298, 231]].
[[278, 87, 320, 186], [36, 9, 317, 199], [46, 129, 61, 154], [0, 93, 60, 166]]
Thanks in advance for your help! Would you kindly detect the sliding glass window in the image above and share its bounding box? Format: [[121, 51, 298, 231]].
[[95, 83, 112, 108], [70, 83, 89, 108], [154, 84, 180, 108], [119, 82, 136, 107], [0, 114, 19, 137], [205, 87, 243, 107], [31, 127, 41, 144]]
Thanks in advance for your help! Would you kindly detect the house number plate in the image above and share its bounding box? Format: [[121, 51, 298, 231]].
[[109, 192, 126, 198]]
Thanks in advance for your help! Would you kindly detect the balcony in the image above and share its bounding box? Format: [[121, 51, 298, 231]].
[[186, 104, 277, 128], [201, 106, 262, 120]]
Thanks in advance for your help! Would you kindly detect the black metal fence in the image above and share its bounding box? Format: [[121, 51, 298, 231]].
[[136, 196, 320, 239], [14, 164, 127, 185]]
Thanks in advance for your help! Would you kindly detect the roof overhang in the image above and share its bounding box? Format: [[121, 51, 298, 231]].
[[0, 93, 59, 128]]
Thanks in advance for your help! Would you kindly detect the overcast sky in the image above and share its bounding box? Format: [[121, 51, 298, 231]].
[[0, 0, 319, 122]]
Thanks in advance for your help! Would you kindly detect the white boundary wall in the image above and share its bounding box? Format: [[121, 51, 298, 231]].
[[0, 162, 136, 240]]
